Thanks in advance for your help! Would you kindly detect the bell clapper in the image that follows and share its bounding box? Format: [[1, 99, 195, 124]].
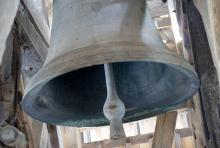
[[103, 63, 126, 140]]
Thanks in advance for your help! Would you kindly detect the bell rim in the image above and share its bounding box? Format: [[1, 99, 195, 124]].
[[22, 42, 200, 126], [24, 42, 196, 95]]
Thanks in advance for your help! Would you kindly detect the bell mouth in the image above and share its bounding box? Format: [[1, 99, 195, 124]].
[[22, 61, 199, 127]]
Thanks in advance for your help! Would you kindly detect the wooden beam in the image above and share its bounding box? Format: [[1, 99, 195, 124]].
[[20, 112, 35, 148], [174, 133, 183, 148], [0, 27, 22, 126], [208, 0, 220, 78], [175, 128, 193, 138], [18, 27, 46, 148], [0, 33, 15, 124], [16, 4, 48, 60], [0, 25, 31, 148], [184, 0, 220, 147], [47, 125, 61, 148], [21, 0, 50, 44], [175, 1, 207, 148], [20, 72, 45, 148], [193, 0, 220, 89], [152, 111, 177, 148], [83, 127, 193, 148]]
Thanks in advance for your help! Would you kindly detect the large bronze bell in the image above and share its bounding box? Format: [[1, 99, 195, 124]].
[[22, 0, 200, 127]]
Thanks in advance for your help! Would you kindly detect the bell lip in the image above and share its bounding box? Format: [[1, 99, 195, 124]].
[[21, 42, 200, 126]]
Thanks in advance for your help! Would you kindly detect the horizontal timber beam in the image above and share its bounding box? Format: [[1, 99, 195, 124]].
[[83, 128, 193, 148]]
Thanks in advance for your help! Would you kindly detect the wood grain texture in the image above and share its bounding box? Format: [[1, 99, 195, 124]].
[[47, 125, 60, 148], [185, 1, 220, 147], [16, 4, 48, 60], [152, 111, 177, 148], [176, 1, 207, 148], [82, 127, 193, 148]]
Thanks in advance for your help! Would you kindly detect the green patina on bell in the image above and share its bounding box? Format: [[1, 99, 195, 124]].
[[22, 0, 200, 127]]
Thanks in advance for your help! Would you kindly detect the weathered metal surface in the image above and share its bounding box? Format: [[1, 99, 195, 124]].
[[22, 0, 200, 127], [103, 63, 126, 140]]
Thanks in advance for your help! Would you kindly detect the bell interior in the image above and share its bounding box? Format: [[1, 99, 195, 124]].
[[25, 61, 199, 127]]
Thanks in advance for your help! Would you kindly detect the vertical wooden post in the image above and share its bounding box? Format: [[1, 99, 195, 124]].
[[56, 126, 65, 148], [73, 128, 83, 148], [47, 125, 61, 148], [175, 0, 207, 147], [183, 0, 220, 147], [152, 111, 177, 148]]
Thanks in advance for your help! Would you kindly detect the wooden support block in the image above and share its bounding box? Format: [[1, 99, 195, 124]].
[[175, 128, 193, 138], [126, 134, 153, 145], [152, 111, 177, 148]]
